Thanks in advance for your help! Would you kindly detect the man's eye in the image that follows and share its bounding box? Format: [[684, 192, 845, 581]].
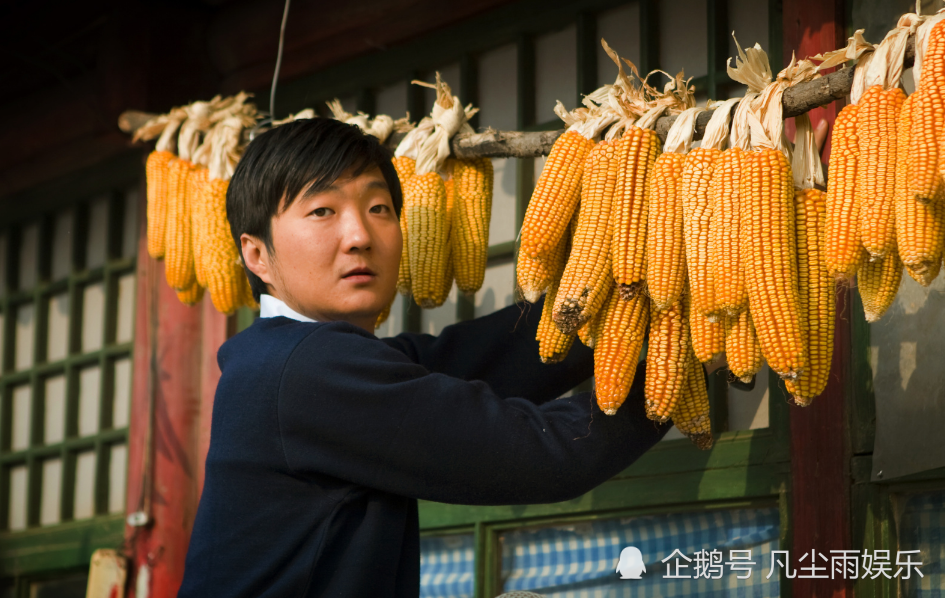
[[312, 207, 333, 217], [370, 204, 390, 214]]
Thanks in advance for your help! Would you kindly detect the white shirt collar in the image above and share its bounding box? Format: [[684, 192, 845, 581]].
[[259, 294, 317, 323]]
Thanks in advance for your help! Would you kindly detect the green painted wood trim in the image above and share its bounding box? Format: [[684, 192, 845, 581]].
[[0, 514, 124, 577], [419, 461, 788, 529]]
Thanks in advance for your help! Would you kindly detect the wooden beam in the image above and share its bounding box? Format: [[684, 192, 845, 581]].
[[120, 35, 914, 161]]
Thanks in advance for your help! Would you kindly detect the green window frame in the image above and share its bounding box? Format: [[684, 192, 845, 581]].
[[0, 155, 142, 595]]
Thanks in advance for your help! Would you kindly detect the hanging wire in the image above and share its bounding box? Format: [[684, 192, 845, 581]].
[[270, 0, 292, 118]]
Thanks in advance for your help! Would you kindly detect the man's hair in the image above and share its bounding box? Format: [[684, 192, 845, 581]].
[[227, 117, 403, 301]]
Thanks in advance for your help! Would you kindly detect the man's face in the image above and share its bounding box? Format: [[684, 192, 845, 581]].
[[244, 165, 401, 331]]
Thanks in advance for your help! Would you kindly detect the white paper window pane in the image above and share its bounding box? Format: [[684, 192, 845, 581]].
[[420, 284, 458, 337], [728, 0, 768, 61], [8, 465, 28, 531], [122, 188, 139, 259], [0, 233, 8, 296], [116, 274, 136, 344], [51, 210, 74, 280], [82, 283, 105, 352], [489, 158, 518, 245], [109, 444, 127, 514], [475, 261, 515, 318], [15, 303, 35, 371], [375, 80, 408, 120], [112, 358, 132, 429], [18, 223, 39, 290], [74, 451, 97, 520], [40, 458, 62, 526], [86, 196, 110, 269], [660, 0, 708, 79], [536, 25, 577, 124], [728, 363, 770, 430], [44, 376, 66, 444], [79, 366, 101, 436], [47, 293, 70, 362], [12, 385, 32, 451], [597, 3, 641, 87], [661, 425, 686, 441], [422, 63, 461, 114], [478, 44, 518, 131], [375, 294, 405, 339]]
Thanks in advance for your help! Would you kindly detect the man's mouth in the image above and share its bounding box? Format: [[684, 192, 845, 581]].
[[342, 267, 376, 280]]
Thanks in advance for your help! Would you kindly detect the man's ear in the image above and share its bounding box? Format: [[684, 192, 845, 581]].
[[241, 234, 274, 285]]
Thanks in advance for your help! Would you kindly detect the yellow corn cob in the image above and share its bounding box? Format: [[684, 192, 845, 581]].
[[594, 286, 649, 415], [644, 291, 691, 421], [146, 150, 175, 259], [674, 350, 714, 450], [611, 127, 659, 299], [858, 244, 903, 322], [517, 215, 573, 303], [682, 147, 722, 319], [201, 178, 249, 315], [405, 172, 451, 308], [689, 308, 725, 363], [786, 189, 834, 406], [519, 130, 593, 261], [537, 280, 576, 363], [709, 148, 749, 315], [165, 158, 198, 291], [646, 153, 687, 310], [896, 94, 945, 285], [908, 19, 945, 204], [858, 85, 905, 259], [576, 304, 605, 349], [451, 157, 494, 295], [190, 166, 211, 288], [553, 141, 617, 334], [375, 296, 393, 329], [825, 104, 867, 281], [724, 310, 763, 383], [393, 156, 416, 295], [176, 281, 204, 306], [742, 149, 807, 379]]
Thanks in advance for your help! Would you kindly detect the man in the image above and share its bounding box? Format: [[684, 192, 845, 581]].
[[177, 117, 672, 597]]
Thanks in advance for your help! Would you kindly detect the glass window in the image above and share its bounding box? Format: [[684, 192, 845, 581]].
[[420, 532, 475, 598], [898, 488, 945, 597], [536, 25, 577, 124]]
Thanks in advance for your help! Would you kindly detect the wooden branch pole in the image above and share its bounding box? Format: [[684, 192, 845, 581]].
[[119, 39, 914, 158]]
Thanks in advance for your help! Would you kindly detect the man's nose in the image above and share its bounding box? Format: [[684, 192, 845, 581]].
[[341, 211, 372, 251]]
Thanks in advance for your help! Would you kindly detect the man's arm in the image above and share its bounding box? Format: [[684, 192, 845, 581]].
[[381, 295, 593, 404], [278, 321, 671, 507]]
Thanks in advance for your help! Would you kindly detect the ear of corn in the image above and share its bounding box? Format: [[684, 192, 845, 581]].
[[190, 166, 211, 288], [393, 156, 416, 295], [689, 308, 725, 363], [146, 150, 175, 259], [825, 104, 867, 281], [405, 172, 452, 308], [896, 94, 945, 285], [202, 178, 250, 315], [858, 86, 905, 259], [594, 287, 649, 415], [375, 296, 394, 329], [786, 188, 835, 405], [176, 281, 204, 306], [451, 157, 494, 295], [907, 19, 945, 204], [519, 130, 593, 262], [538, 280, 577, 363], [724, 310, 763, 383], [553, 141, 617, 334], [646, 153, 688, 310], [674, 350, 714, 450], [682, 147, 722, 320], [742, 149, 807, 379], [165, 158, 198, 291], [517, 210, 573, 303], [612, 127, 659, 299], [858, 245, 903, 322], [708, 148, 749, 316], [576, 304, 606, 349], [237, 272, 258, 311], [644, 291, 691, 421]]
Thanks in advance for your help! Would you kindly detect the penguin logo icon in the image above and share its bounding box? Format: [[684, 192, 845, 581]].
[[616, 546, 646, 579]]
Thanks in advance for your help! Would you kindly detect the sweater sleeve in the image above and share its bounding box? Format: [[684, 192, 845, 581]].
[[278, 321, 671, 506], [380, 295, 593, 404]]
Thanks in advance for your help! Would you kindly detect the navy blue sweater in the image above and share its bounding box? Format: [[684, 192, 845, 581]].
[[177, 298, 671, 597]]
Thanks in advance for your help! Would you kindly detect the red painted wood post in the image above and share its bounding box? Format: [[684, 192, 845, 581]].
[[198, 297, 229, 498], [782, 2, 853, 597], [126, 200, 211, 597]]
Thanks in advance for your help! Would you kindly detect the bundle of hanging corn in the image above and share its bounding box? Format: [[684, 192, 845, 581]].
[[393, 74, 494, 309]]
